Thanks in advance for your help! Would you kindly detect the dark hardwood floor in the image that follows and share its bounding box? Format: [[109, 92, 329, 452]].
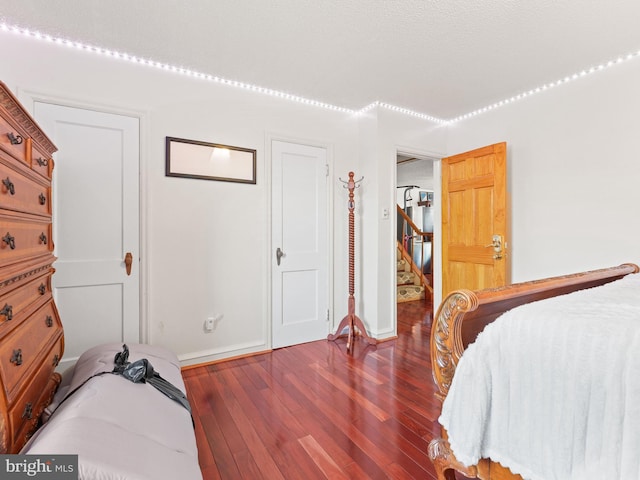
[[182, 299, 444, 480]]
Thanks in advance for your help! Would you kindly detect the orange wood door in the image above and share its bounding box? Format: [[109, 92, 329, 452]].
[[441, 142, 508, 296]]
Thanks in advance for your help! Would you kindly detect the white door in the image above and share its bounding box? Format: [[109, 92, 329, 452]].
[[272, 141, 328, 348], [34, 103, 140, 369]]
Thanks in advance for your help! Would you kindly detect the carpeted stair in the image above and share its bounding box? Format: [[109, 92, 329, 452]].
[[397, 247, 425, 302]]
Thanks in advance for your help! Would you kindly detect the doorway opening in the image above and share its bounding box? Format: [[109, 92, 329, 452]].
[[396, 153, 438, 327]]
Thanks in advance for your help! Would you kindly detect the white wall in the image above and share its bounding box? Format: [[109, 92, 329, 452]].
[[0, 31, 447, 364], [8, 26, 630, 363], [360, 109, 446, 338], [446, 59, 640, 282]]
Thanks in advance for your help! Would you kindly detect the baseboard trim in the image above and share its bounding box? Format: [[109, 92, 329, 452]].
[[178, 341, 270, 367], [181, 348, 272, 370]]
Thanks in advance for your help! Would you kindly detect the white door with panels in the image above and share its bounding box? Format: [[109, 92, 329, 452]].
[[34, 103, 140, 369], [272, 141, 329, 348]]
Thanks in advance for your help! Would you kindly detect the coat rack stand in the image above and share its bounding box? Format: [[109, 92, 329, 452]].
[[328, 171, 377, 353]]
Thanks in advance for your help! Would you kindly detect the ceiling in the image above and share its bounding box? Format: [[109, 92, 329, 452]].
[[2, 1, 640, 120]]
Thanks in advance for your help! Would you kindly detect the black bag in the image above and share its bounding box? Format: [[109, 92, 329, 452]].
[[112, 344, 193, 415]]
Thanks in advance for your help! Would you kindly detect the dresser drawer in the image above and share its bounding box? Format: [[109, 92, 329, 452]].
[[0, 115, 27, 164], [0, 160, 51, 217], [0, 215, 52, 268], [30, 145, 53, 180], [9, 337, 63, 453], [0, 271, 52, 329], [0, 300, 62, 403]]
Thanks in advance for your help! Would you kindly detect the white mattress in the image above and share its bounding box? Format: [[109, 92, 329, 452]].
[[439, 274, 640, 480], [22, 343, 203, 480]]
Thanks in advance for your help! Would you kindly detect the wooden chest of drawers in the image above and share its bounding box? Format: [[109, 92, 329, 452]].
[[0, 81, 63, 453]]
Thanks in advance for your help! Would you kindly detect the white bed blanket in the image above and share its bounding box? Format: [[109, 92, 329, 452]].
[[439, 274, 640, 480], [22, 343, 203, 480]]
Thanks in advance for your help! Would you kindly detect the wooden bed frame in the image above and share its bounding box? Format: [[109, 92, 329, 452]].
[[427, 263, 640, 480]]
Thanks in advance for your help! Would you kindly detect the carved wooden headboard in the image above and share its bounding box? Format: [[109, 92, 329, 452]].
[[0, 81, 64, 453], [431, 263, 640, 401], [428, 263, 640, 480]]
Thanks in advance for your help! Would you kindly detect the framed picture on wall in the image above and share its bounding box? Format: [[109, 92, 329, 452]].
[[419, 190, 434, 202], [165, 136, 256, 184]]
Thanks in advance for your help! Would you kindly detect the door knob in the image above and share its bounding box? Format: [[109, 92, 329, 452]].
[[276, 247, 285, 266], [124, 252, 133, 275], [485, 234, 503, 259]]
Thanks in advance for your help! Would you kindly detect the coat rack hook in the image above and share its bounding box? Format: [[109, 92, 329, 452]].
[[338, 174, 364, 188]]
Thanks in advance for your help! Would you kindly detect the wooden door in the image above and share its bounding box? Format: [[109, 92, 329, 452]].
[[441, 142, 508, 296], [271, 140, 329, 348], [34, 103, 140, 370]]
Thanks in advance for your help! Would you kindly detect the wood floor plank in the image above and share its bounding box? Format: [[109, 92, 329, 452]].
[[199, 413, 242, 479], [298, 434, 351, 480], [401, 406, 441, 437], [308, 361, 390, 422], [231, 449, 266, 480], [293, 402, 359, 470], [220, 364, 307, 444], [352, 411, 431, 479], [224, 393, 286, 480], [286, 365, 398, 470], [182, 299, 443, 480], [199, 373, 249, 456], [216, 364, 327, 480], [342, 460, 385, 480], [183, 374, 217, 470], [283, 373, 396, 477], [276, 435, 329, 480], [200, 464, 222, 480]]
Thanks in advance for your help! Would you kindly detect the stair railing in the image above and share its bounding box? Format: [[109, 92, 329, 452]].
[[397, 205, 433, 293]]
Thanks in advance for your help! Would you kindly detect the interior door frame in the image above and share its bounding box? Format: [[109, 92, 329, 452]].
[[266, 133, 334, 348], [394, 147, 445, 325], [17, 88, 149, 343]]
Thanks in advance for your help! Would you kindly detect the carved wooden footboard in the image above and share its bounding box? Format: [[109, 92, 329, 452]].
[[428, 263, 640, 480]]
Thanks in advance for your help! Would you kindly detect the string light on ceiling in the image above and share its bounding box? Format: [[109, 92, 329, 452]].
[[2, 22, 639, 124], [448, 51, 640, 123], [0, 22, 354, 115]]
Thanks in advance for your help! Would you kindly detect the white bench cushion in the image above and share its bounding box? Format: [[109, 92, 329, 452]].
[[23, 343, 203, 480]]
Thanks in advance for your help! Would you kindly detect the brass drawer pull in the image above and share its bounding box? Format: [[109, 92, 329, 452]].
[[2, 232, 15, 249], [45, 315, 53, 327], [39, 283, 46, 295], [7, 132, 23, 145], [22, 402, 32, 420], [39, 232, 47, 245], [0, 303, 13, 321], [35, 157, 49, 167], [39, 192, 46, 205], [10, 349, 22, 366], [2, 177, 15, 195]]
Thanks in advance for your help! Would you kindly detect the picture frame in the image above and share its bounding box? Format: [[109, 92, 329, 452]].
[[419, 190, 433, 202], [165, 136, 256, 184]]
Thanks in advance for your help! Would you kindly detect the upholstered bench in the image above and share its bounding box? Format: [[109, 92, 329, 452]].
[[22, 343, 202, 480]]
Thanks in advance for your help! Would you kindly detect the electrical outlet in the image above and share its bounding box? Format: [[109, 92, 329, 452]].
[[204, 314, 223, 333], [204, 317, 214, 332]]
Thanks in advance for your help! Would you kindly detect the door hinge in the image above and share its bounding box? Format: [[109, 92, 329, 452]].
[[326, 309, 330, 322], [326, 164, 329, 177]]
